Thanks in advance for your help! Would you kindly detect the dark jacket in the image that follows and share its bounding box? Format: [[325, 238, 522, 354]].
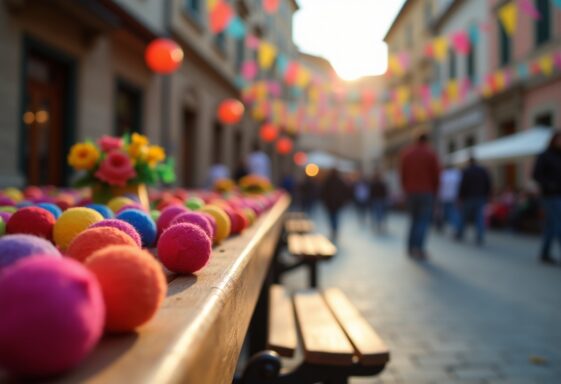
[[533, 149, 561, 196], [459, 164, 491, 200], [370, 178, 388, 199], [320, 172, 349, 212]]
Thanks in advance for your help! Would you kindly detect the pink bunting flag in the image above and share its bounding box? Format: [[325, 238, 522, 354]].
[[451, 31, 471, 55], [519, 0, 541, 20], [241, 60, 258, 80], [268, 81, 282, 97], [245, 34, 260, 49]]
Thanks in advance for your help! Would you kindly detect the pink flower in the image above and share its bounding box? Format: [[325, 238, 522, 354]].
[[98, 135, 123, 152], [95, 151, 136, 186]]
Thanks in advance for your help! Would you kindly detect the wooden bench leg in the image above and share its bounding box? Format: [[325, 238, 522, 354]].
[[248, 266, 273, 355], [307, 260, 318, 288]]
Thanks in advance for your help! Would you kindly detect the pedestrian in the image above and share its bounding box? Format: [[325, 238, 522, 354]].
[[437, 163, 461, 233], [532, 130, 561, 265], [320, 168, 349, 241], [206, 162, 230, 188], [400, 133, 440, 259], [300, 174, 318, 214], [234, 158, 248, 182], [353, 172, 370, 223], [370, 169, 388, 233], [246, 143, 272, 180], [455, 156, 492, 245]]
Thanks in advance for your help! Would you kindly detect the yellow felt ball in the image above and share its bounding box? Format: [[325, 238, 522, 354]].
[[200, 205, 231, 244], [3, 188, 23, 203], [53, 208, 104, 251], [107, 197, 135, 213], [242, 207, 256, 226]]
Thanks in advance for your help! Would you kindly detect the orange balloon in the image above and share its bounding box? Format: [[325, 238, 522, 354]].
[[259, 123, 278, 142], [293, 151, 307, 166], [276, 137, 293, 155], [217, 99, 245, 125], [145, 38, 184, 74]]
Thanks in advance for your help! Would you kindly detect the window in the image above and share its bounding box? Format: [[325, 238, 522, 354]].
[[214, 32, 226, 54], [465, 135, 476, 148], [424, 2, 432, 27], [235, 37, 244, 71], [448, 49, 456, 80], [535, 0, 551, 46], [115, 80, 142, 136], [499, 21, 511, 67], [448, 140, 457, 154], [467, 29, 476, 83], [185, 0, 200, 19], [535, 112, 553, 128]]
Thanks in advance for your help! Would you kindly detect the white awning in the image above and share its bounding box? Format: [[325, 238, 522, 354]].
[[448, 127, 554, 165], [305, 150, 356, 173]]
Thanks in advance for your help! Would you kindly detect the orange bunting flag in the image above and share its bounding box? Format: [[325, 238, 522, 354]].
[[432, 37, 449, 61], [498, 2, 517, 36]]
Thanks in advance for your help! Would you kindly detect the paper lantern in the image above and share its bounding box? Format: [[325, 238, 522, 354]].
[[259, 123, 278, 142], [276, 137, 293, 155], [145, 39, 184, 74], [293, 151, 307, 166], [217, 99, 245, 125]]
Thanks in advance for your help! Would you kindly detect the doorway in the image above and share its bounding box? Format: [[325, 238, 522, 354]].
[[21, 39, 75, 186], [182, 109, 197, 187]]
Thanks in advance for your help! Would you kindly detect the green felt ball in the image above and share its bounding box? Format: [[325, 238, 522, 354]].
[[185, 197, 204, 211]]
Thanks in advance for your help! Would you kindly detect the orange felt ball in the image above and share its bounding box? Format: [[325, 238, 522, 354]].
[[85, 246, 166, 332], [66, 227, 139, 263]]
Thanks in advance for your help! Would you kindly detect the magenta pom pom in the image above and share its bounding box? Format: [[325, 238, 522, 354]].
[[156, 205, 187, 235], [171, 212, 213, 239], [89, 219, 142, 247], [0, 257, 104, 377], [157, 223, 212, 274], [198, 212, 216, 239]]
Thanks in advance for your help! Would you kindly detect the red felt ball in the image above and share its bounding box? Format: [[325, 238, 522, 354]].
[[145, 38, 184, 74], [217, 99, 245, 125], [157, 223, 212, 274], [230, 210, 248, 234], [6, 207, 56, 240], [66, 227, 139, 263]]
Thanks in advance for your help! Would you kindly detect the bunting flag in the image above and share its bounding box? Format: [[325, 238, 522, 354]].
[[206, 0, 218, 10], [498, 2, 517, 36], [245, 34, 260, 49], [263, 0, 280, 14], [451, 31, 470, 55], [539, 55, 554, 76], [519, 0, 541, 20], [241, 60, 258, 80], [258, 41, 277, 70], [555, 0, 561, 9], [209, 1, 234, 33], [226, 16, 246, 39], [468, 23, 480, 44], [433, 37, 449, 61]]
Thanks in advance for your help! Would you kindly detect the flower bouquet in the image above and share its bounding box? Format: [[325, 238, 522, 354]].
[[68, 133, 176, 208]]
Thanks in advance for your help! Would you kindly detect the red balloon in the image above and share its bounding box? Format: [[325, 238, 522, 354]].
[[217, 99, 245, 125], [259, 123, 278, 142], [293, 151, 307, 166], [276, 137, 293, 155], [145, 38, 184, 74]]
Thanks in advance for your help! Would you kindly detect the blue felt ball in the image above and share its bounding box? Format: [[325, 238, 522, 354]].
[[16, 201, 34, 209], [36, 203, 63, 219], [86, 204, 114, 219], [115, 209, 156, 247]]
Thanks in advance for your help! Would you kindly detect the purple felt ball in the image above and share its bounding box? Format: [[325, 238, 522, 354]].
[[156, 205, 187, 235], [171, 212, 213, 239], [89, 219, 142, 247], [0, 257, 104, 377], [0, 212, 12, 223], [0, 234, 61, 271]]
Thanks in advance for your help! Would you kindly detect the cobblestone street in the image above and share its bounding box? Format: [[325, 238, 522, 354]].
[[283, 207, 561, 384]]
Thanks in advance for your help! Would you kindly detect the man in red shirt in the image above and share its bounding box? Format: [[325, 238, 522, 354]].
[[400, 134, 440, 259]]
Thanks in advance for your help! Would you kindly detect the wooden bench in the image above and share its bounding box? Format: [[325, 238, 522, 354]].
[[275, 233, 336, 288], [284, 217, 315, 234], [237, 285, 389, 384]]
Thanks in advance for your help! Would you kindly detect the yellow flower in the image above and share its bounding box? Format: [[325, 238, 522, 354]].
[[146, 145, 166, 167], [68, 142, 100, 170], [128, 133, 149, 160], [131, 132, 149, 147]]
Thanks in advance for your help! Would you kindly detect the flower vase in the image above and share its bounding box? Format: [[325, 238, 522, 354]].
[[91, 183, 150, 210]]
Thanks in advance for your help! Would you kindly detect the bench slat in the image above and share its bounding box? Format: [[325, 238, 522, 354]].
[[268, 285, 297, 357], [288, 234, 336, 259], [294, 290, 355, 366], [323, 288, 390, 366]]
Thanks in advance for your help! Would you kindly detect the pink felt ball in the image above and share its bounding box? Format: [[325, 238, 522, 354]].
[[6, 207, 56, 240], [157, 223, 212, 274], [156, 205, 187, 235], [170, 212, 213, 239], [0, 257, 104, 377], [198, 212, 216, 239]]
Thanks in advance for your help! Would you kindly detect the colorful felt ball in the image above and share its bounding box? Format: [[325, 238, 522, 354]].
[[0, 218, 5, 236], [150, 210, 161, 222], [53, 208, 104, 251], [170, 212, 213, 239], [0, 234, 61, 270], [0, 206, 17, 213], [156, 205, 187, 235], [0, 197, 15, 206], [185, 196, 205, 210], [85, 245, 166, 332], [89, 219, 142, 247], [242, 207, 256, 226], [115, 210, 157, 247], [0, 212, 12, 225], [157, 223, 212, 274], [16, 201, 34, 209], [37, 202, 63, 219], [0, 257, 104, 376], [107, 197, 135, 214], [6, 207, 56, 240], [86, 204, 114, 219], [230, 210, 248, 234], [200, 205, 231, 243], [3, 188, 23, 203], [66, 227, 139, 263], [199, 212, 217, 239]]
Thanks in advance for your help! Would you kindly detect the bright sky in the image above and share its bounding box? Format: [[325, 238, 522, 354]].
[[294, 0, 406, 81]]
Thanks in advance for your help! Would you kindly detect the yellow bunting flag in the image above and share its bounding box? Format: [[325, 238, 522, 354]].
[[258, 41, 277, 70], [447, 80, 459, 101], [296, 68, 311, 88], [397, 86, 410, 103], [433, 37, 448, 61], [494, 71, 505, 91], [498, 2, 517, 36], [539, 55, 554, 76], [388, 55, 403, 76]]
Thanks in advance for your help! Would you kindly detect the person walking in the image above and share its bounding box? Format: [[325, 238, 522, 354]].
[[455, 156, 492, 245], [400, 134, 440, 259], [370, 170, 388, 233], [532, 131, 561, 265], [353, 172, 370, 223], [437, 164, 462, 233], [320, 168, 349, 241]]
